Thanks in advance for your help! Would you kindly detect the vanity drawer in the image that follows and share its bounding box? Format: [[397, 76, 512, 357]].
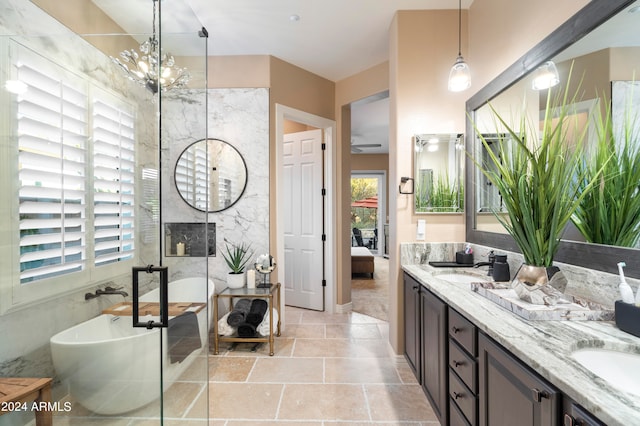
[[449, 339, 477, 393], [449, 369, 477, 425], [449, 308, 477, 356], [450, 397, 473, 426]]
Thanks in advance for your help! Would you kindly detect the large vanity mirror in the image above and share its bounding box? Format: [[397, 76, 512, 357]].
[[465, 0, 640, 277], [414, 133, 464, 213], [175, 138, 248, 212]]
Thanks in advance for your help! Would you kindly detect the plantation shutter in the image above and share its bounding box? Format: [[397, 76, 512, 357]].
[[175, 143, 208, 210], [92, 98, 135, 266], [17, 63, 88, 283]]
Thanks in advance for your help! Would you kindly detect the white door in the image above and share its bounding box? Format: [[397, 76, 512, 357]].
[[282, 129, 325, 310]]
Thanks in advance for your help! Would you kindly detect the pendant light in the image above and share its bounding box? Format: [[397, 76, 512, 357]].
[[111, 0, 190, 94], [448, 0, 471, 92], [531, 61, 560, 90]]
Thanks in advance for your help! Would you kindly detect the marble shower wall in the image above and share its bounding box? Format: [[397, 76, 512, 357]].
[[161, 88, 270, 292]]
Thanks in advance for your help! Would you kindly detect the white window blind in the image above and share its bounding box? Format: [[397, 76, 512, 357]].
[[15, 43, 137, 289], [93, 97, 136, 266], [175, 143, 208, 210], [18, 62, 88, 284]]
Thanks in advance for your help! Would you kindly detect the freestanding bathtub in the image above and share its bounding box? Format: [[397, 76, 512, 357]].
[[50, 277, 213, 415]]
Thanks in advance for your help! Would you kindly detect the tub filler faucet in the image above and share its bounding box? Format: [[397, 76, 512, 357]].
[[85, 286, 129, 300]]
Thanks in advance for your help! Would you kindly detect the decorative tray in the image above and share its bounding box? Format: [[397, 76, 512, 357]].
[[469, 281, 614, 321]]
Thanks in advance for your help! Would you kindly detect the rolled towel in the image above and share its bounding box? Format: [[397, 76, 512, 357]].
[[246, 299, 268, 326], [237, 322, 257, 338], [217, 312, 236, 336], [256, 308, 279, 337], [227, 298, 252, 327]]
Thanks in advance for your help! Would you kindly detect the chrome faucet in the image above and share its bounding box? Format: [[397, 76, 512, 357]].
[[85, 286, 128, 300]]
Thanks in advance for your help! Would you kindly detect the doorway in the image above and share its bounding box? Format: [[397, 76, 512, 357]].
[[275, 104, 337, 313]]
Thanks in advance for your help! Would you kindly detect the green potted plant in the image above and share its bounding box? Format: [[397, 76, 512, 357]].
[[472, 75, 605, 304], [572, 100, 640, 247], [222, 240, 254, 289]]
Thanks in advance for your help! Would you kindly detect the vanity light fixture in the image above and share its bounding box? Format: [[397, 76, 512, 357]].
[[448, 0, 471, 92], [111, 0, 190, 94], [531, 61, 560, 90]]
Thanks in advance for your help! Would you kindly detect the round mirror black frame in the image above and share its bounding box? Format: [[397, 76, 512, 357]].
[[464, 0, 640, 278], [174, 138, 248, 212]]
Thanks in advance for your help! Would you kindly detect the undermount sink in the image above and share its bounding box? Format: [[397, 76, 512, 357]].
[[572, 348, 640, 397], [434, 272, 491, 284]]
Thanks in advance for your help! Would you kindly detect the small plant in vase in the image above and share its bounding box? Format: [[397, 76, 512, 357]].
[[222, 240, 254, 289], [472, 73, 605, 305]]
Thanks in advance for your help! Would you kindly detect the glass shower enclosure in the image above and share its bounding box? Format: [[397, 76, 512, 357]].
[[0, 0, 209, 423]]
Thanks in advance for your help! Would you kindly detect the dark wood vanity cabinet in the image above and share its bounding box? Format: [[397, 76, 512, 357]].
[[448, 308, 478, 425], [402, 272, 605, 426], [478, 333, 561, 426], [404, 273, 421, 378], [562, 398, 605, 426], [420, 287, 448, 425], [403, 272, 448, 425]]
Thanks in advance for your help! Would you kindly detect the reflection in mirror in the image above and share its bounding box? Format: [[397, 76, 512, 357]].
[[472, 0, 640, 240], [414, 133, 464, 213], [175, 138, 247, 212], [465, 0, 640, 277]]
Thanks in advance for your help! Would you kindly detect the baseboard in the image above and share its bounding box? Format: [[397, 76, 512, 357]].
[[335, 302, 352, 313]]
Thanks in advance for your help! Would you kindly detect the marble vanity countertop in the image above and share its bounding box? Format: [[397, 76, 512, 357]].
[[403, 263, 640, 426]]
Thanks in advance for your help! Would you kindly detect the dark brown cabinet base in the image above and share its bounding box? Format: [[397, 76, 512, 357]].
[[478, 333, 560, 426]]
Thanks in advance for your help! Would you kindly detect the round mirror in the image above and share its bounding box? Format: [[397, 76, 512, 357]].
[[174, 138, 248, 212], [255, 254, 276, 288]]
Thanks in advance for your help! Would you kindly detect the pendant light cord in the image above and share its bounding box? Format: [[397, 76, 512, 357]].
[[457, 0, 462, 56]]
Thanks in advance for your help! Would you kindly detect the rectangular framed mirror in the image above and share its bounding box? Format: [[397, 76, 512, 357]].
[[414, 133, 464, 214]]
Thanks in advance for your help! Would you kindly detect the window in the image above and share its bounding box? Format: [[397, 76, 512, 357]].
[[92, 96, 135, 266], [14, 42, 136, 295], [17, 61, 88, 284]]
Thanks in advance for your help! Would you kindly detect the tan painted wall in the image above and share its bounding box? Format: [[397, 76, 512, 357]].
[[268, 57, 336, 283], [335, 62, 389, 306], [468, 0, 590, 91], [389, 9, 467, 352]]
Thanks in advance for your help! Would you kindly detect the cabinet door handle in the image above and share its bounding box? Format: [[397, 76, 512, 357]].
[[453, 360, 463, 368], [563, 414, 576, 426], [453, 391, 463, 400], [531, 388, 549, 402], [451, 326, 460, 334], [412, 285, 419, 290]]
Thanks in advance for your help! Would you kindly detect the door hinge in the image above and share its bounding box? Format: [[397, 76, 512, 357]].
[[322, 279, 327, 287], [321, 188, 326, 196], [321, 143, 326, 150], [322, 234, 326, 241]]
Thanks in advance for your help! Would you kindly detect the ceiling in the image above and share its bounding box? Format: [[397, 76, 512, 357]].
[[92, 0, 474, 155]]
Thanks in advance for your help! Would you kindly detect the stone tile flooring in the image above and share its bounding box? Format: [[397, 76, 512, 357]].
[[52, 306, 438, 425]]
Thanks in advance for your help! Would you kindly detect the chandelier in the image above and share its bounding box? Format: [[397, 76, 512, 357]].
[[111, 0, 190, 94]]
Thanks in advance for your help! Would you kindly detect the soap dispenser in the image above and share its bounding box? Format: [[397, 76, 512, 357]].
[[492, 254, 510, 282]]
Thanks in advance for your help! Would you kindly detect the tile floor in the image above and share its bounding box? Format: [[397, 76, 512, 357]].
[[52, 306, 438, 425]]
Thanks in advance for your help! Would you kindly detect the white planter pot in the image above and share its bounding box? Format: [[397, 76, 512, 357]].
[[227, 272, 245, 289]]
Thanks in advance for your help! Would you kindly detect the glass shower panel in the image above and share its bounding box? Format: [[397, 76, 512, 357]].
[[159, 0, 210, 423], [0, 0, 208, 424]]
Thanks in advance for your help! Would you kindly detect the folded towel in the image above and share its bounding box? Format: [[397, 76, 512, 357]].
[[256, 308, 279, 337], [217, 312, 236, 336], [246, 299, 268, 326], [227, 298, 252, 327], [237, 322, 257, 338], [168, 311, 201, 364]]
